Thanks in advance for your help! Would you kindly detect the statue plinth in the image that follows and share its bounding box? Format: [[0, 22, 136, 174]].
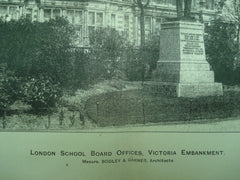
[[147, 21, 223, 97]]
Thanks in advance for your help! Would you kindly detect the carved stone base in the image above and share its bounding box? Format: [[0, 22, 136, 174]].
[[151, 21, 223, 97], [144, 81, 223, 97]]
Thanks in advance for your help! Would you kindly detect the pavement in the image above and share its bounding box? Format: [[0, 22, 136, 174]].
[[79, 116, 240, 132], [4, 116, 240, 133]]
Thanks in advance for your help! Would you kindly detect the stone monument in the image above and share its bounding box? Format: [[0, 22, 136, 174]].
[[176, 0, 192, 19], [148, 1, 223, 97]]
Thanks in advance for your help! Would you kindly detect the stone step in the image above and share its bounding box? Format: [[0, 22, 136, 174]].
[[157, 61, 210, 71], [144, 82, 223, 97], [153, 70, 215, 83]]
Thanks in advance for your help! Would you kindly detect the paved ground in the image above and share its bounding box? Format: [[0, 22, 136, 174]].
[[81, 116, 240, 132], [5, 116, 240, 132]]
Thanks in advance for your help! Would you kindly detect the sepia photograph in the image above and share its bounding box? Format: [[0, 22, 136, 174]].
[[1, 1, 240, 180], [0, 0, 240, 132]]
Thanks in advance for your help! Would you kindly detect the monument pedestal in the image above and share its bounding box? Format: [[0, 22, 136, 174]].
[[150, 21, 223, 97]]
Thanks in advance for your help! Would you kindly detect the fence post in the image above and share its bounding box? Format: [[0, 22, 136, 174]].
[[69, 111, 75, 127], [59, 109, 64, 126], [2, 110, 6, 129], [189, 98, 193, 121], [142, 102, 146, 124], [79, 110, 85, 126], [45, 114, 51, 129], [96, 102, 99, 124]]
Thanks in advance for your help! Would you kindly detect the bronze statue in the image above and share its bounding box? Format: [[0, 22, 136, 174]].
[[176, 0, 192, 19]]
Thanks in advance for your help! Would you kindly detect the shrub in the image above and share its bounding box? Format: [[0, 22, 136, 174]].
[[0, 17, 76, 88], [21, 76, 62, 112], [87, 28, 129, 82], [72, 49, 91, 89], [124, 35, 160, 81], [0, 64, 21, 111], [124, 48, 146, 81], [205, 20, 239, 85]]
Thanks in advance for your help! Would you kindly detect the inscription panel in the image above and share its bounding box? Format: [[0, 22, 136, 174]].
[[181, 33, 204, 56]]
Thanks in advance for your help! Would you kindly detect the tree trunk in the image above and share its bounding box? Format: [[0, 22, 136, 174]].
[[237, 23, 240, 65], [236, 0, 240, 63], [237, 2, 240, 52], [237, 24, 240, 50], [140, 7, 145, 47]]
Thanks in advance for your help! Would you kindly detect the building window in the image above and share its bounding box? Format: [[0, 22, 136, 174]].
[[124, 15, 129, 38], [88, 12, 104, 35], [0, 6, 7, 16], [111, 14, 116, 28], [75, 10, 83, 25], [88, 12, 104, 27], [44, 9, 51, 21], [53, 9, 60, 18], [75, 25, 83, 45], [96, 12, 103, 27], [9, 7, 17, 20], [136, 17, 141, 45], [26, 9, 33, 21], [88, 26, 95, 37], [88, 12, 95, 26], [33, 9, 38, 21], [145, 17, 151, 40], [155, 18, 162, 34], [145, 17, 151, 30], [88, 12, 95, 37], [74, 11, 84, 45], [171, 0, 176, 6], [205, 0, 214, 10], [67, 10, 74, 23]]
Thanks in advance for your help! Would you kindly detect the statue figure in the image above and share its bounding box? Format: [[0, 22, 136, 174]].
[[221, 0, 236, 21], [176, 0, 192, 19]]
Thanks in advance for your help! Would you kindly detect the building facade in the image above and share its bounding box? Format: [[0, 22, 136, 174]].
[[0, 0, 217, 46]]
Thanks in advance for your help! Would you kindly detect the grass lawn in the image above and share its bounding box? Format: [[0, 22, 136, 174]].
[[85, 88, 240, 127], [1, 80, 240, 130]]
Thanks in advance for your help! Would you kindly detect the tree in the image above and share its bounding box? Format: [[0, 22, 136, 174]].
[[209, 0, 240, 84], [233, 0, 240, 57], [205, 20, 239, 84], [125, 34, 160, 81], [0, 17, 77, 111], [21, 76, 61, 112], [140, 34, 160, 79], [133, 0, 150, 47], [72, 49, 90, 89], [216, 0, 240, 57], [0, 17, 76, 87], [87, 28, 129, 82], [0, 64, 21, 112]]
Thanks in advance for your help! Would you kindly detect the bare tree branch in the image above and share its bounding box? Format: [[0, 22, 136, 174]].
[[132, 0, 150, 47]]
